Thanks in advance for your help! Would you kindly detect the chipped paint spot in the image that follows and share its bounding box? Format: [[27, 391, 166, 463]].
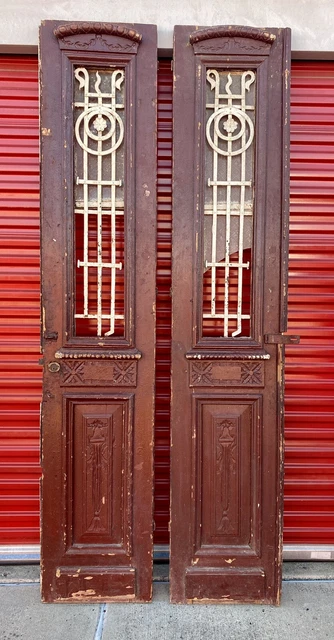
[[285, 68, 290, 92], [71, 589, 96, 598], [225, 558, 235, 564], [42, 128, 51, 136], [42, 307, 46, 335], [56, 568, 60, 578], [143, 183, 151, 198]]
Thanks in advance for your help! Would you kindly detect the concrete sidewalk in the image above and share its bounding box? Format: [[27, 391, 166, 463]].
[[1, 563, 334, 640]]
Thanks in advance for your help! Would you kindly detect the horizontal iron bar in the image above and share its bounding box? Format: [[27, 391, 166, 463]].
[[75, 209, 124, 215], [74, 313, 124, 319], [208, 180, 252, 186], [77, 261, 122, 269], [204, 210, 253, 216], [206, 100, 254, 108], [74, 100, 124, 107], [265, 334, 300, 344], [203, 313, 251, 319], [76, 178, 122, 186], [205, 261, 250, 269]]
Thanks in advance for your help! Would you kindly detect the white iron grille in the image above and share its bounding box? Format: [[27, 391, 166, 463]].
[[74, 67, 125, 337], [204, 70, 255, 337]]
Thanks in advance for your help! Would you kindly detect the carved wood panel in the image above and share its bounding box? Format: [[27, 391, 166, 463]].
[[68, 398, 132, 549], [189, 360, 264, 387], [194, 396, 261, 554], [61, 360, 137, 386]]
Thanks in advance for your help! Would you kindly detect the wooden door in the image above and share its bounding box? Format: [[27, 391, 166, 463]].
[[39, 21, 157, 602], [170, 25, 296, 604]]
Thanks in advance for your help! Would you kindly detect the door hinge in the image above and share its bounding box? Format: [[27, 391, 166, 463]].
[[43, 330, 58, 341], [264, 334, 300, 345]]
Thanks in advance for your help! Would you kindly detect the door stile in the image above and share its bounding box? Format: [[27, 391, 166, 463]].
[[171, 25, 292, 604], [40, 21, 157, 602]]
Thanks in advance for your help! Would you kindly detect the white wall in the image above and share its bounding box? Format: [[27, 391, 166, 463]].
[[1, 0, 334, 52]]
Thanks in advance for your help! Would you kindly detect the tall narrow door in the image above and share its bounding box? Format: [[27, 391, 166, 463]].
[[40, 21, 157, 602], [170, 25, 294, 604]]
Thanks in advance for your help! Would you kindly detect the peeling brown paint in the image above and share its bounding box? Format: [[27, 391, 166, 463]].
[[285, 68, 290, 92], [71, 589, 96, 598]]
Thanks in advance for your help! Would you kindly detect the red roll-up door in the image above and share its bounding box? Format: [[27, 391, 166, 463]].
[[285, 61, 334, 545], [154, 60, 334, 548], [1, 55, 334, 551], [0, 55, 41, 544], [154, 60, 172, 544]]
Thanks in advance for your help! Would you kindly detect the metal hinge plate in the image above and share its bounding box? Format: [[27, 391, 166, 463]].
[[43, 331, 58, 341], [264, 334, 300, 345]]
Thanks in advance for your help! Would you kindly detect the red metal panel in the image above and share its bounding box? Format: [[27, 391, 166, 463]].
[[0, 55, 41, 543], [285, 61, 334, 544], [2, 55, 334, 549], [154, 60, 172, 544]]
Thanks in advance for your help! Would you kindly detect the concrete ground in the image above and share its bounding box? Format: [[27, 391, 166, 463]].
[[1, 563, 334, 640]]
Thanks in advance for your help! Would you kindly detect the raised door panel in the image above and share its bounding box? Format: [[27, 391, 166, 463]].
[[70, 397, 132, 549], [195, 396, 261, 552]]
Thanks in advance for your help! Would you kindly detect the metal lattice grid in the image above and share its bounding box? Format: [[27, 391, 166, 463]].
[[74, 67, 125, 337], [203, 69, 255, 337]]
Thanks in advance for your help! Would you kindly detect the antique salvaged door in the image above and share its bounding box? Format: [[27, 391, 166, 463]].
[[40, 21, 157, 602], [170, 25, 295, 604]]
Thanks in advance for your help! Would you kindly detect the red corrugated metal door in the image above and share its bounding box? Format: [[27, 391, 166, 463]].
[[0, 55, 41, 544], [285, 61, 334, 545], [154, 60, 172, 545], [154, 60, 334, 549], [1, 55, 334, 552]]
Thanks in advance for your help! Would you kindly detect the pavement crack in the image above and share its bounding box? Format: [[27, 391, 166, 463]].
[[94, 603, 107, 640]]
